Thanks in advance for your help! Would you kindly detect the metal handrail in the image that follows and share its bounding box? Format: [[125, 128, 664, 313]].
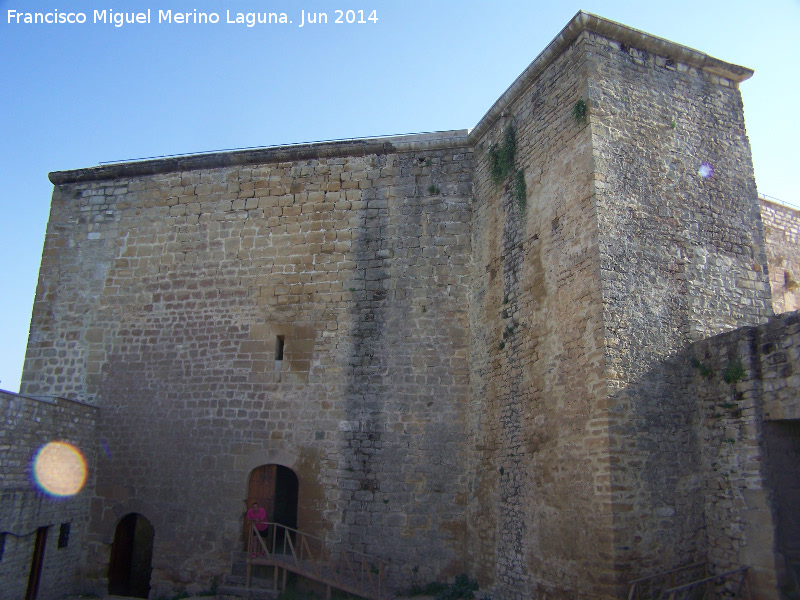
[[246, 522, 387, 599], [659, 566, 750, 600], [628, 563, 708, 600]]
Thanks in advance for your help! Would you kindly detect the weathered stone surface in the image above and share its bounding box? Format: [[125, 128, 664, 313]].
[[22, 144, 475, 594], [7, 10, 800, 600], [762, 199, 800, 315], [690, 312, 800, 599], [468, 30, 613, 599]]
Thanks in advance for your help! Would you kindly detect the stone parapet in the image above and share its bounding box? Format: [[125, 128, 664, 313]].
[[689, 311, 800, 600]]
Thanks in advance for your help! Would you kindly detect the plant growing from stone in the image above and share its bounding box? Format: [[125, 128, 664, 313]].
[[691, 357, 714, 379], [723, 359, 745, 384], [487, 125, 527, 214], [487, 125, 516, 186], [572, 99, 587, 123], [513, 168, 527, 211]]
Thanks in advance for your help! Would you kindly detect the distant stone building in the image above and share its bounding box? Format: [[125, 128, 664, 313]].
[[762, 198, 800, 314], [2, 11, 798, 600]]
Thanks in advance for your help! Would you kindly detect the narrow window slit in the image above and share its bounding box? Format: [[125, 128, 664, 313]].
[[58, 523, 70, 548]]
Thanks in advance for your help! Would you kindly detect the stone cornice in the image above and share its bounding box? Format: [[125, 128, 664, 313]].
[[759, 196, 800, 215], [0, 388, 98, 410], [468, 10, 754, 143], [48, 130, 472, 185]]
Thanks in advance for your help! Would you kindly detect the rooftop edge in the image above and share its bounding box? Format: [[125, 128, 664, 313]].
[[48, 130, 472, 185], [468, 10, 754, 143], [0, 388, 99, 410], [49, 11, 753, 185]]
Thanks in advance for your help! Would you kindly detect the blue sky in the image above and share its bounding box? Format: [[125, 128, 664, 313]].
[[1, 0, 798, 392]]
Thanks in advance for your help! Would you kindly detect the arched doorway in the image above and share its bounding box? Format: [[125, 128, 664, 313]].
[[108, 513, 154, 598], [247, 465, 299, 546]]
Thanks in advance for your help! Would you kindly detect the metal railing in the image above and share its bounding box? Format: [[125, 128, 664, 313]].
[[659, 567, 750, 600], [628, 564, 751, 600], [628, 563, 708, 600], [246, 522, 388, 600]]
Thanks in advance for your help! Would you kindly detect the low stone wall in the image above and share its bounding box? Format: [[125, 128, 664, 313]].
[[0, 390, 97, 600], [689, 311, 800, 599]]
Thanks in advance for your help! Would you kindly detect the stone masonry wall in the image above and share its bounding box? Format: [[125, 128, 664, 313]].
[[22, 137, 474, 596], [0, 391, 97, 600], [761, 199, 800, 315], [689, 310, 800, 599], [465, 18, 773, 598], [588, 26, 771, 588], [16, 11, 798, 600], [468, 31, 614, 600]]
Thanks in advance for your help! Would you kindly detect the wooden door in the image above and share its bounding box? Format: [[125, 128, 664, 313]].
[[248, 464, 277, 519], [25, 527, 48, 600], [244, 465, 276, 544]]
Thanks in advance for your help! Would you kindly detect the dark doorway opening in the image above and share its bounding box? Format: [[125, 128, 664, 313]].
[[108, 513, 154, 598], [25, 526, 48, 600], [247, 465, 299, 549], [764, 420, 800, 595], [274, 466, 299, 531]]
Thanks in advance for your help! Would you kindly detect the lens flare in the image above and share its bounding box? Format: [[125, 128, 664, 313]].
[[100, 437, 111, 459], [698, 162, 713, 179], [33, 441, 87, 496]]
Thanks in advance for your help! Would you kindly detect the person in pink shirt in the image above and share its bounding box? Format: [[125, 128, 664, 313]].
[[246, 501, 269, 556]]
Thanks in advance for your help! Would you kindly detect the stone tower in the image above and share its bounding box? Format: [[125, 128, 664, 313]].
[[464, 13, 770, 599]]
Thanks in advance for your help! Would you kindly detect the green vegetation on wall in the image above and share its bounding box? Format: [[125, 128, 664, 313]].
[[691, 357, 714, 379], [723, 359, 746, 384], [487, 124, 527, 213], [513, 168, 527, 211], [488, 125, 517, 186], [572, 99, 587, 123]]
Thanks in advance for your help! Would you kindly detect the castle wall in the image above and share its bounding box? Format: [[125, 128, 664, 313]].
[[21, 137, 475, 595], [0, 391, 97, 600], [14, 11, 795, 600], [587, 25, 771, 588], [468, 31, 614, 599], [761, 199, 800, 314]]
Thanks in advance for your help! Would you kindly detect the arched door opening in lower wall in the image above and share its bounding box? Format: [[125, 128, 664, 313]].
[[108, 513, 154, 598], [247, 465, 299, 548]]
